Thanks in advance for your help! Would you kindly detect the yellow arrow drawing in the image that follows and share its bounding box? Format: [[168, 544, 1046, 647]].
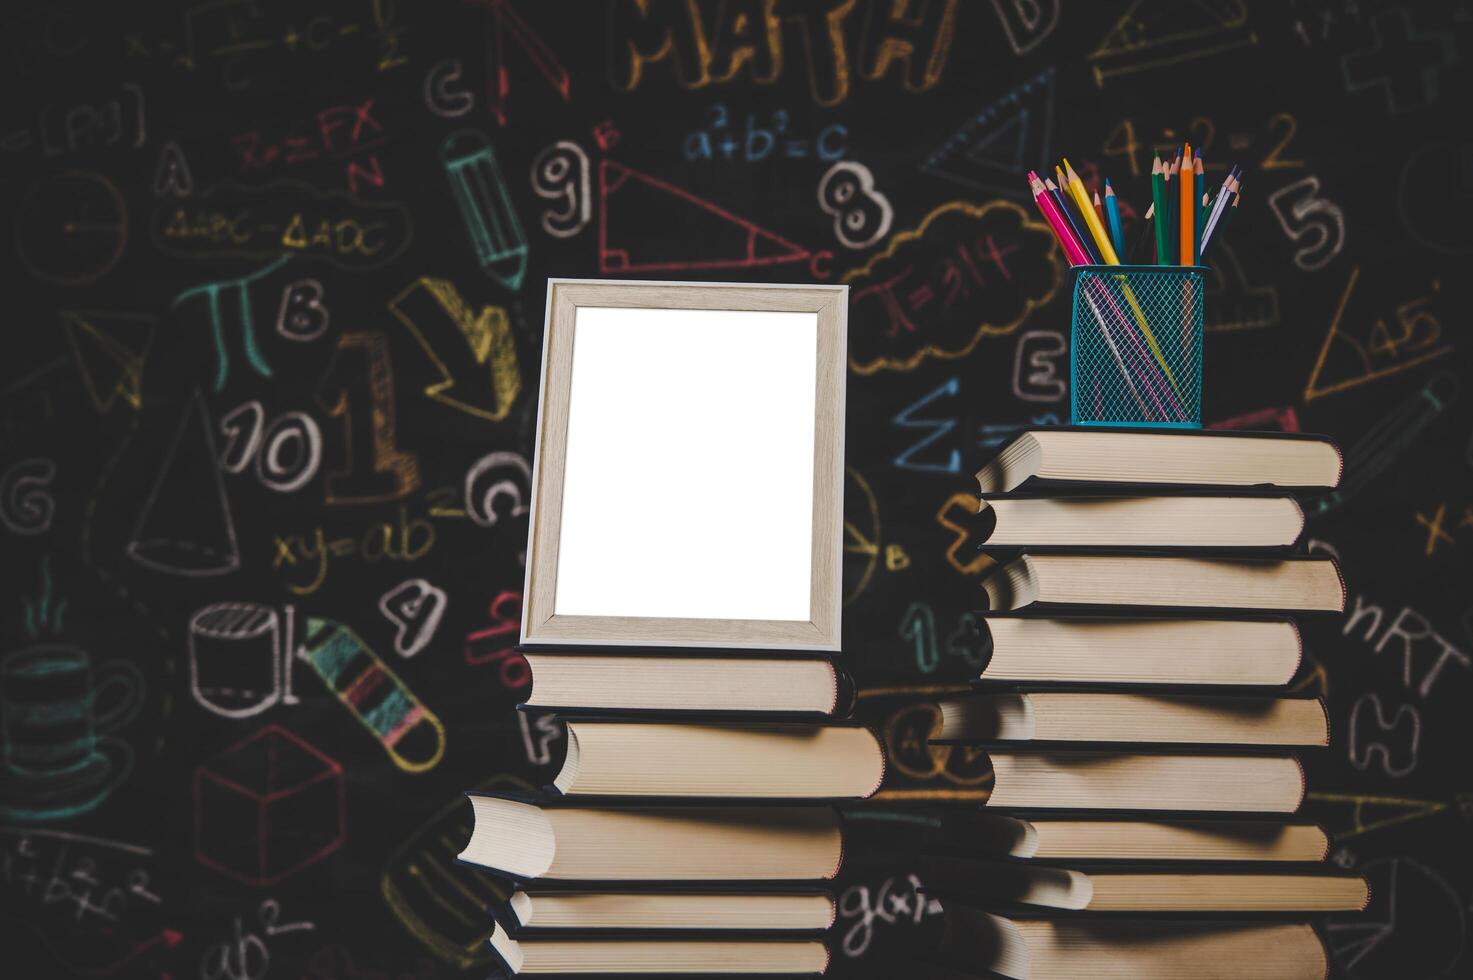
[[388, 276, 521, 422]]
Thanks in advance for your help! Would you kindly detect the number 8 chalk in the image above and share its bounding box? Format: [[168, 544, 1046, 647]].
[[301, 616, 446, 773]]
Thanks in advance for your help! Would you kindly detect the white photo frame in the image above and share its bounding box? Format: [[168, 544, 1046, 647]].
[[521, 279, 847, 651]]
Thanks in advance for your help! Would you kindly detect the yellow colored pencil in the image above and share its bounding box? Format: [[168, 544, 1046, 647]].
[[1062, 159, 1120, 264]]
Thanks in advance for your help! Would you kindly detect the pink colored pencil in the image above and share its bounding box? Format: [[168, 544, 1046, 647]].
[[1028, 170, 1090, 265]]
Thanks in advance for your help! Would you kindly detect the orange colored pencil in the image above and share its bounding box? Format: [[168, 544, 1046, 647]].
[[1179, 142, 1195, 265]]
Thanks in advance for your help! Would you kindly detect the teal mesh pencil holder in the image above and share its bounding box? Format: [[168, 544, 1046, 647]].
[[1070, 265, 1204, 428]]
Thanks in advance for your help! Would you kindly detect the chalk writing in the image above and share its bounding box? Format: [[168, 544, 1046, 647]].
[[684, 103, 846, 163], [518, 711, 562, 766], [463, 451, 531, 530], [529, 140, 592, 238], [892, 378, 961, 474], [843, 199, 1063, 374], [990, 0, 1060, 54], [318, 331, 420, 505], [465, 591, 526, 691], [1103, 111, 1307, 178], [276, 278, 330, 342], [1349, 693, 1420, 778], [935, 492, 997, 577], [1267, 174, 1346, 272], [423, 58, 474, 118], [837, 873, 942, 958], [1342, 595, 1470, 700], [1304, 268, 1450, 401], [1012, 329, 1068, 402], [272, 504, 435, 596], [1, 458, 56, 535], [199, 898, 315, 980], [231, 98, 388, 193], [0, 82, 145, 158], [818, 160, 893, 249], [153, 140, 194, 197], [379, 579, 448, 659], [219, 401, 323, 495], [607, 0, 958, 106], [153, 182, 413, 268]]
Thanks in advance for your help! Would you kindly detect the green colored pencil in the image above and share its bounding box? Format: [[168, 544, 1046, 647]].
[[1150, 156, 1167, 264]]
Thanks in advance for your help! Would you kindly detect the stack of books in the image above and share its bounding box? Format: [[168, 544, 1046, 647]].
[[462, 650, 880, 975], [916, 428, 1368, 978], [458, 427, 1369, 977]]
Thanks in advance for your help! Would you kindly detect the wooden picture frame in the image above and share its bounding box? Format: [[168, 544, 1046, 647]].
[[521, 279, 847, 651]]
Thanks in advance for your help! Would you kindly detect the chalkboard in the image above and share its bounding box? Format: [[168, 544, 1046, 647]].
[[3, 2, 1471, 978]]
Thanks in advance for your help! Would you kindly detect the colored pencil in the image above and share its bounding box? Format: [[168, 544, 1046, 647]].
[[1133, 201, 1155, 264], [1200, 167, 1239, 252], [1199, 173, 1238, 255], [1104, 180, 1126, 260], [1080, 282, 1150, 416], [1150, 157, 1167, 265], [1163, 155, 1178, 263], [1030, 169, 1149, 411], [1093, 189, 1106, 230], [1050, 172, 1098, 264], [1028, 171, 1091, 265], [1064, 158, 1120, 264], [1193, 152, 1206, 248], [1201, 180, 1242, 257], [1054, 159, 1180, 400], [1179, 142, 1195, 265]]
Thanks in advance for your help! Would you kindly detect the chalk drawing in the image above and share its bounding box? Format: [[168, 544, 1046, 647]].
[[442, 130, 528, 291], [194, 726, 344, 886], [188, 604, 283, 719], [388, 277, 521, 422], [60, 310, 155, 413], [126, 391, 241, 577], [0, 643, 141, 822], [300, 617, 445, 773], [379, 774, 532, 968]]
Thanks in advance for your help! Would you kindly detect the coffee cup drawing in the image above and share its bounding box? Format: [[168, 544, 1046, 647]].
[[0, 643, 141, 822]]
